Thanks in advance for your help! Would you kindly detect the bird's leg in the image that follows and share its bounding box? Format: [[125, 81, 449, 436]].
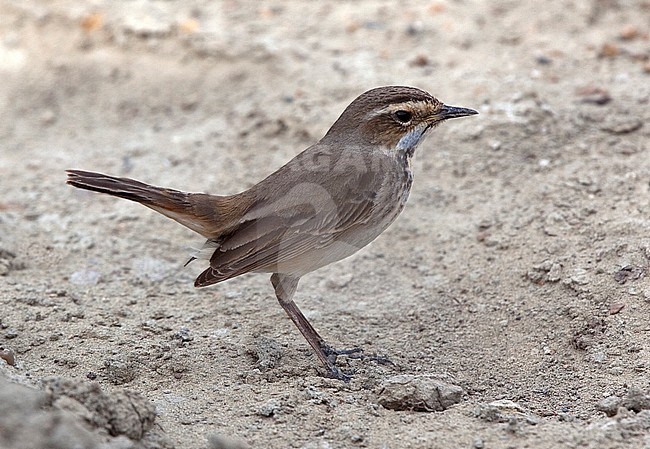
[[271, 273, 350, 381]]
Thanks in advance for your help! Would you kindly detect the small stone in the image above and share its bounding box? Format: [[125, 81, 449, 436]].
[[257, 399, 280, 417], [174, 327, 194, 342], [69, 269, 100, 286], [178, 18, 200, 34], [0, 347, 16, 365], [208, 434, 251, 449], [4, 329, 17, 339], [475, 399, 539, 424], [599, 42, 620, 58], [600, 117, 643, 135], [547, 263, 562, 282], [377, 375, 463, 412], [614, 265, 646, 284], [569, 269, 590, 285], [622, 387, 650, 413], [598, 395, 622, 416], [325, 273, 353, 289], [576, 86, 611, 105], [619, 24, 639, 40], [80, 12, 104, 33], [40, 109, 57, 125], [409, 54, 430, 67], [131, 257, 173, 282], [253, 336, 283, 371], [0, 259, 10, 276], [350, 434, 363, 443], [609, 303, 625, 315], [103, 355, 137, 385]]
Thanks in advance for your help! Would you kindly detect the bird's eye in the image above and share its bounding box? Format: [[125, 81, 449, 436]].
[[393, 110, 412, 124]]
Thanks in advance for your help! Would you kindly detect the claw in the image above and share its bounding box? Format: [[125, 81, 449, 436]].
[[320, 343, 395, 375]]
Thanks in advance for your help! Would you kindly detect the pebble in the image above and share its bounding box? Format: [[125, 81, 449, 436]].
[[103, 355, 137, 385], [622, 387, 650, 413], [131, 257, 173, 282], [253, 336, 283, 371], [4, 329, 17, 339], [208, 434, 251, 449], [597, 395, 622, 417], [174, 327, 194, 342], [0, 347, 16, 365], [257, 399, 281, 417], [377, 375, 463, 412], [597, 388, 650, 417], [324, 273, 353, 289], [474, 399, 539, 425], [69, 269, 101, 286]]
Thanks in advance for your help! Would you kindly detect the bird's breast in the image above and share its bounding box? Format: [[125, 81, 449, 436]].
[[382, 159, 413, 225], [361, 155, 414, 239]]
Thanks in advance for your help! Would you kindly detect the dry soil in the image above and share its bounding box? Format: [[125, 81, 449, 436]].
[[1, 1, 650, 448]]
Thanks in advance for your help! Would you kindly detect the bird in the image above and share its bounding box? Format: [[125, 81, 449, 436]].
[[66, 86, 477, 381]]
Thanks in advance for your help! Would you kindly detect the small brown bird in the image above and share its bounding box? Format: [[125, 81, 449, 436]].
[[66, 86, 477, 380]]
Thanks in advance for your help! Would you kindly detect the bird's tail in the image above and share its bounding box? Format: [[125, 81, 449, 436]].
[[66, 169, 225, 237]]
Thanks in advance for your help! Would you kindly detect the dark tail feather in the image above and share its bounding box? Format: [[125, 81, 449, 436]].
[[66, 169, 189, 208], [66, 169, 220, 237]]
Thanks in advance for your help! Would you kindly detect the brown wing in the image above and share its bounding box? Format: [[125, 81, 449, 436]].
[[194, 171, 380, 287]]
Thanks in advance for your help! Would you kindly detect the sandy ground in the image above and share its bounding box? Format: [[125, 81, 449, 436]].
[[1, 1, 650, 448]]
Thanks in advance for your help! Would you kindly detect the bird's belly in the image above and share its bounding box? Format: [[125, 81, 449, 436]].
[[271, 231, 384, 276], [272, 178, 412, 276]]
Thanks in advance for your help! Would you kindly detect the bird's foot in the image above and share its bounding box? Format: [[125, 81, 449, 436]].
[[323, 345, 394, 365], [320, 344, 395, 381], [328, 365, 353, 382]]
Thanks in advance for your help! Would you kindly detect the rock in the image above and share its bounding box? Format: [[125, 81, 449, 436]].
[[0, 376, 99, 449], [69, 269, 101, 285], [324, 273, 354, 289], [598, 388, 650, 417], [257, 398, 281, 417], [208, 434, 251, 449], [598, 395, 622, 417], [622, 387, 650, 413], [0, 377, 173, 449], [42, 377, 156, 440], [377, 375, 463, 412], [104, 354, 138, 385], [0, 347, 15, 366], [617, 409, 650, 435], [174, 327, 194, 343], [131, 257, 174, 282], [253, 336, 283, 371], [474, 399, 539, 425]]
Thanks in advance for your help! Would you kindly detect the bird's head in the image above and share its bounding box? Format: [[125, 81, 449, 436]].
[[323, 86, 477, 157]]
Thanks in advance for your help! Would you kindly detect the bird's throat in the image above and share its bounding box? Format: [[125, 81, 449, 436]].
[[396, 126, 427, 158]]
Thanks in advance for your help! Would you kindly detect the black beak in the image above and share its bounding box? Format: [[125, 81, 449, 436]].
[[439, 105, 478, 120]]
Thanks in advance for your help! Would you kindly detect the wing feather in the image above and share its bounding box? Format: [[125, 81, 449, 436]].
[[194, 188, 377, 287], [193, 147, 398, 287]]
